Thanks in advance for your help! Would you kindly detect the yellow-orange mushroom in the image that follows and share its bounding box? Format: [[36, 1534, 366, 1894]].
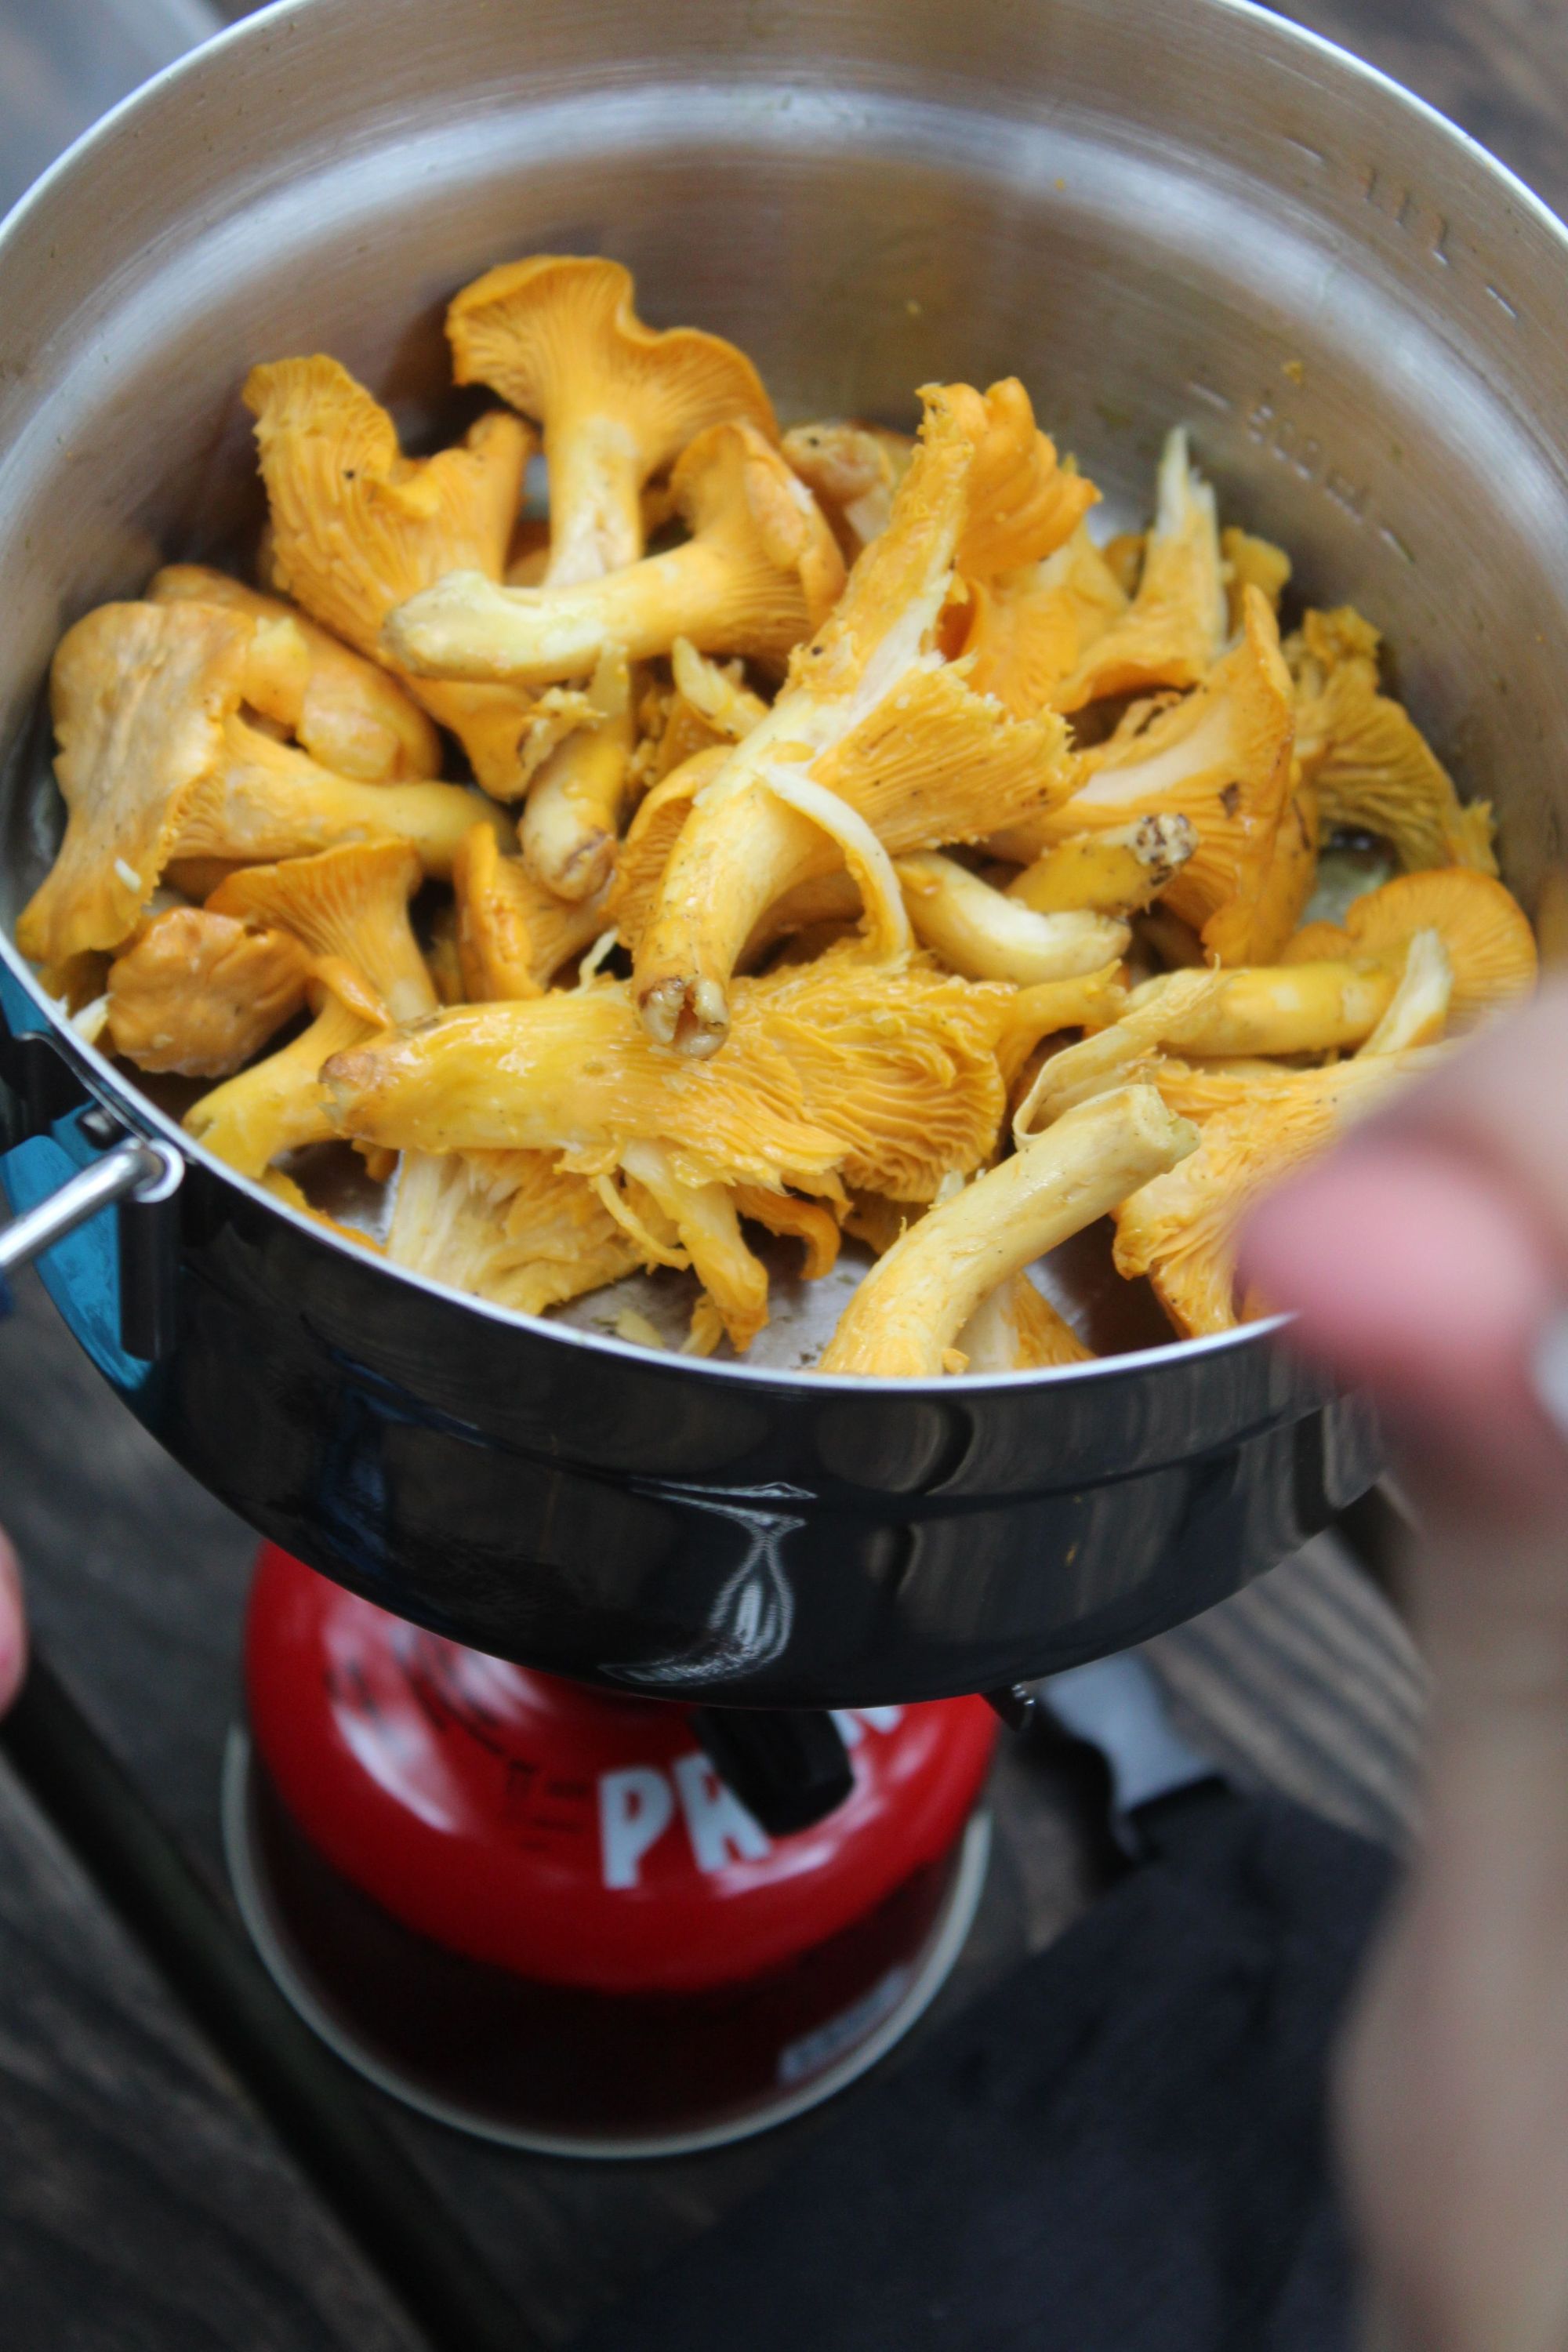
[[106, 909, 312, 1077], [448, 255, 777, 586], [383, 420, 844, 686], [243, 354, 541, 797], [818, 1085, 1196, 1376], [148, 564, 441, 782]]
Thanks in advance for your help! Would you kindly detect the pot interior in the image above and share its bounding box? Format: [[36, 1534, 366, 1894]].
[[0, 0, 1562, 1356]]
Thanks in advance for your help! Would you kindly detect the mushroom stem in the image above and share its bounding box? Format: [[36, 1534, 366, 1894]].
[[185, 988, 372, 1179], [385, 419, 842, 686], [818, 1085, 1198, 1377], [386, 535, 786, 685], [1008, 814, 1196, 916], [1124, 956, 1402, 1058], [452, 822, 610, 1000], [543, 414, 648, 585], [634, 793, 836, 1051], [895, 851, 1129, 985], [521, 690, 637, 900], [171, 719, 508, 879]]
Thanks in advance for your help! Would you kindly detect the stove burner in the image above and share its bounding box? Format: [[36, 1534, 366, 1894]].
[[223, 1731, 992, 2155]]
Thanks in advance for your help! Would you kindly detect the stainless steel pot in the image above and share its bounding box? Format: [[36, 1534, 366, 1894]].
[[0, 0, 1556, 1704]]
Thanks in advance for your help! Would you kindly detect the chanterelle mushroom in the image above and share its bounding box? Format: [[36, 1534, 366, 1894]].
[[448, 256, 777, 586], [1279, 867, 1537, 1029], [148, 565, 442, 782], [1112, 1051, 1433, 1337], [1007, 587, 1299, 964], [950, 377, 1100, 582], [106, 909, 312, 1077], [182, 844, 437, 1178], [630, 379, 1080, 1055], [382, 419, 845, 684], [955, 524, 1130, 720], [387, 1147, 644, 1316], [782, 420, 915, 559], [1287, 606, 1497, 873], [452, 822, 609, 1000], [209, 841, 437, 1027], [184, 967, 376, 1181], [1052, 428, 1227, 711], [818, 1085, 1197, 1377], [16, 601, 255, 982], [323, 952, 1012, 1210], [169, 714, 504, 880], [243, 355, 544, 798]]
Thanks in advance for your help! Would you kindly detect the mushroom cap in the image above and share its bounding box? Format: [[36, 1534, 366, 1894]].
[[17, 601, 253, 975], [452, 821, 608, 1000], [387, 1145, 642, 1317], [956, 524, 1129, 718], [106, 908, 312, 1077], [243, 354, 542, 793], [244, 355, 531, 653], [1221, 527, 1291, 633], [1280, 867, 1537, 1029], [1112, 1053, 1418, 1335], [945, 378, 1099, 580], [781, 420, 914, 557], [1033, 586, 1297, 962], [1054, 426, 1226, 711], [1201, 769, 1320, 967], [670, 417, 847, 640], [209, 839, 435, 1026], [448, 255, 777, 471], [149, 564, 442, 782], [1287, 604, 1498, 874]]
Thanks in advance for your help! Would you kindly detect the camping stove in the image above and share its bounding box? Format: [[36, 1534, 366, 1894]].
[[224, 1544, 996, 2155]]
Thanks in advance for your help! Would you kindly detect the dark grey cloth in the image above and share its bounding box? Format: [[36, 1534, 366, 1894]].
[[583, 1792, 1392, 2352]]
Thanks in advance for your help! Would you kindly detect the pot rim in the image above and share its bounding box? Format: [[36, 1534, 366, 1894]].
[[0, 0, 1544, 1397]]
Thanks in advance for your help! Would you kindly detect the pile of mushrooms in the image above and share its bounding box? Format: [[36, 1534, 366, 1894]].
[[17, 256, 1540, 1374]]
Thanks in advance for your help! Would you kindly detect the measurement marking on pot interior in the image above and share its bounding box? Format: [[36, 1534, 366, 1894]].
[[1246, 397, 1371, 521], [1187, 376, 1233, 412], [1360, 165, 1451, 263]]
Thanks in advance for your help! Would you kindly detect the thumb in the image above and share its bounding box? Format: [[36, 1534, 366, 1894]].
[[1240, 1131, 1568, 1519]]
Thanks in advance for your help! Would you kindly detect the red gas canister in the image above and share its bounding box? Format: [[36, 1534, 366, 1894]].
[[232, 1545, 997, 2152]]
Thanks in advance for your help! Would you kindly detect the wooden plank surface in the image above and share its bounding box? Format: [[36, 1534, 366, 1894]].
[[0, 1262, 1412, 2345], [0, 1744, 426, 2352], [1276, 0, 1568, 221], [0, 1266, 1112, 2343]]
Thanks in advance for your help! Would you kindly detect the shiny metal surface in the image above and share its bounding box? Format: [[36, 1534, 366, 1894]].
[[0, 0, 1552, 1698], [0, 0, 216, 216], [0, 1135, 177, 1277]]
